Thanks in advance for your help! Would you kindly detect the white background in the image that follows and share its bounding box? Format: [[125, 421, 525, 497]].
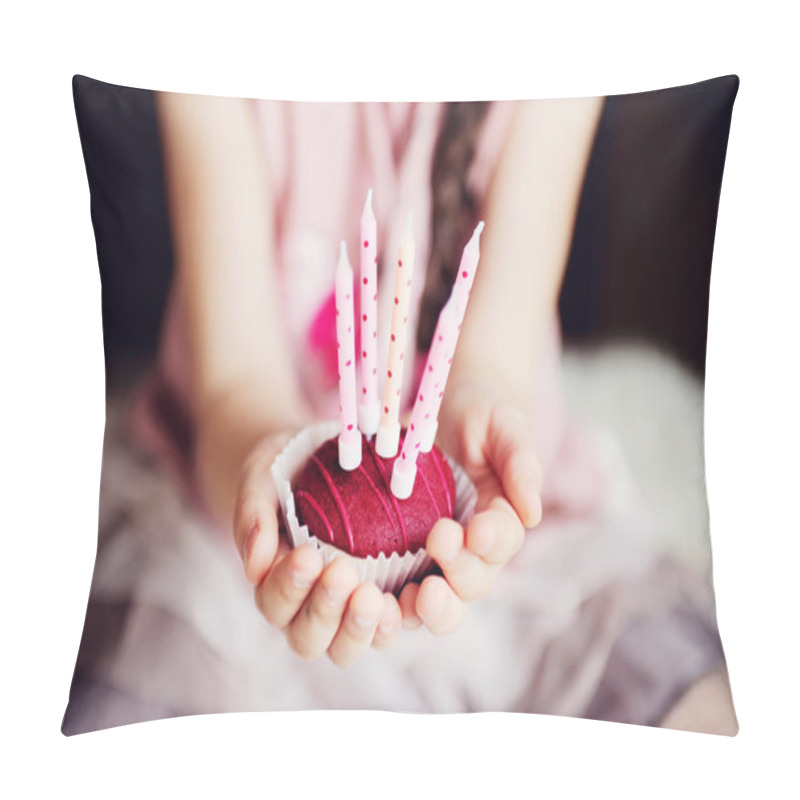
[[2, 1, 798, 797]]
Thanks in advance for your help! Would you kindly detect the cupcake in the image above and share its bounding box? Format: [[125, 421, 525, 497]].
[[270, 194, 483, 593], [270, 421, 476, 594]]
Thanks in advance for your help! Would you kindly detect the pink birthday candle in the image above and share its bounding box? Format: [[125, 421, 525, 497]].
[[452, 220, 484, 320], [335, 241, 362, 470], [358, 189, 380, 436], [376, 212, 416, 458], [391, 295, 459, 499], [420, 220, 485, 453]]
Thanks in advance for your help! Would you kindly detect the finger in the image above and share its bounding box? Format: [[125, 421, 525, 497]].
[[500, 449, 543, 529], [327, 582, 384, 667], [371, 593, 403, 649], [416, 575, 465, 635], [458, 402, 492, 472], [234, 442, 285, 584], [398, 582, 423, 629], [286, 556, 360, 660], [426, 518, 496, 601], [255, 544, 323, 628], [485, 404, 543, 528], [466, 498, 525, 567]]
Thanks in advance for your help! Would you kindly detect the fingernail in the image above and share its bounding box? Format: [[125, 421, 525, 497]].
[[525, 464, 542, 494], [322, 584, 347, 605], [290, 569, 314, 589], [522, 490, 543, 528], [241, 520, 259, 568], [472, 531, 494, 557], [438, 543, 459, 565], [353, 614, 373, 629], [418, 588, 446, 625], [378, 620, 396, 636]]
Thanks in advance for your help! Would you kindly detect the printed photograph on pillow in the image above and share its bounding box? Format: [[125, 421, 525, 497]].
[[63, 75, 739, 735]]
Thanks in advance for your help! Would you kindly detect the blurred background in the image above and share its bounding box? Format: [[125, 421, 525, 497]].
[[73, 75, 737, 379], [72, 75, 738, 574]]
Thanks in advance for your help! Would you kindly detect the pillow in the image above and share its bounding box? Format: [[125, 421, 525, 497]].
[[63, 74, 739, 735]]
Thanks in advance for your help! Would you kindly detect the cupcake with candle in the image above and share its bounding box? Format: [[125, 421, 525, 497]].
[[271, 194, 482, 593]]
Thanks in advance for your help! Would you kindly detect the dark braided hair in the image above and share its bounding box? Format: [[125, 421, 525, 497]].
[[417, 101, 492, 352]]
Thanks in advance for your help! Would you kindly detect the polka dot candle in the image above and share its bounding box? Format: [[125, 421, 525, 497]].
[[376, 212, 416, 458], [452, 221, 485, 321], [391, 295, 458, 499], [358, 189, 380, 436], [335, 241, 362, 470], [420, 220, 485, 454]]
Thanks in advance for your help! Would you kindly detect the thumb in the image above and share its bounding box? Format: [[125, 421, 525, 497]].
[[485, 404, 543, 529], [233, 439, 284, 584]]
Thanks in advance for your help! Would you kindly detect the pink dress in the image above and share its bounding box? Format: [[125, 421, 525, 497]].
[[132, 100, 579, 507], [254, 99, 563, 440], [62, 101, 728, 734]]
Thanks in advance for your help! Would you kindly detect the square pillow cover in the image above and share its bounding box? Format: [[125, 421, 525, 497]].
[[63, 74, 739, 735]]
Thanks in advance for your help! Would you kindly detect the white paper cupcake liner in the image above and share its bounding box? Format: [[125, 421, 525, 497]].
[[270, 420, 477, 593]]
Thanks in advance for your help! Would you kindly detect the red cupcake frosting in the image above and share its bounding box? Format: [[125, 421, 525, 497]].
[[294, 432, 456, 558]]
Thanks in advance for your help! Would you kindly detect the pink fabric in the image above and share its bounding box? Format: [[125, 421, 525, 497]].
[[131, 101, 598, 515]]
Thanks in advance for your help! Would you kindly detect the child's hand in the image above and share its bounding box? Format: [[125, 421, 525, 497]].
[[232, 432, 403, 667], [398, 381, 542, 634]]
